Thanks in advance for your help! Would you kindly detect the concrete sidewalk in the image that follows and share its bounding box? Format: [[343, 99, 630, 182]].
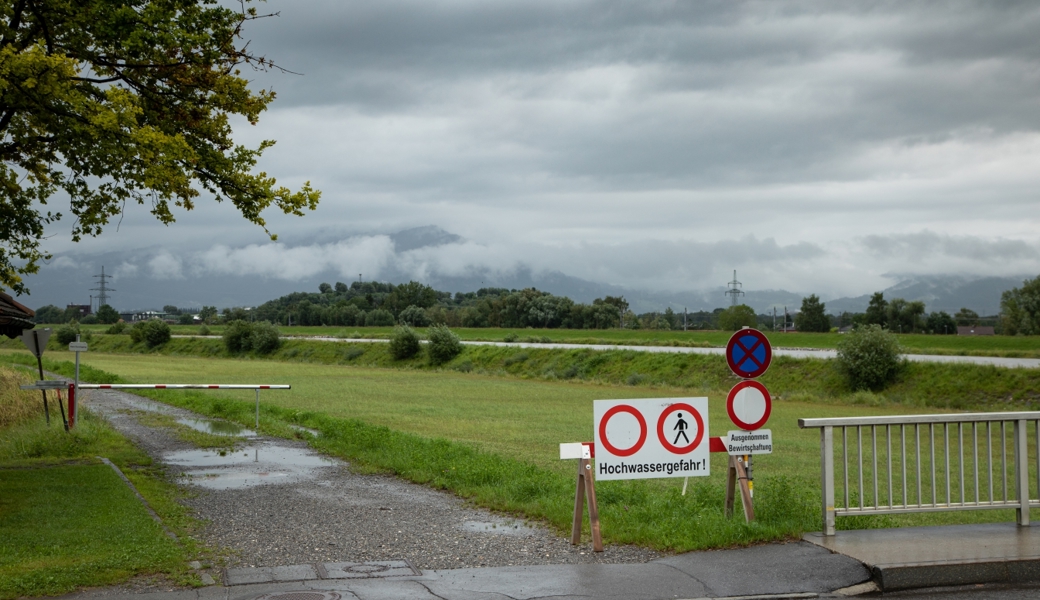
[[59, 523, 1040, 600], [64, 541, 873, 600], [804, 522, 1040, 592]]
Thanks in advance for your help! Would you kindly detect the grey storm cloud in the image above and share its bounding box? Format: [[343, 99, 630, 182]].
[[26, 1, 1040, 306], [862, 232, 1040, 263], [241, 0, 1040, 191]]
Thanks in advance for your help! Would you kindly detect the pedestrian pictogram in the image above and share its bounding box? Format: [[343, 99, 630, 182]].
[[656, 403, 705, 455], [594, 398, 709, 481], [725, 328, 772, 379], [726, 380, 772, 431]]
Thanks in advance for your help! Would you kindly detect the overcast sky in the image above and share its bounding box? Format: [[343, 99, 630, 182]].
[[35, 0, 1040, 299]]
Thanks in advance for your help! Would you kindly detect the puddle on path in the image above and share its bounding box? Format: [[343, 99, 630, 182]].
[[165, 444, 336, 490], [461, 520, 538, 536], [177, 417, 256, 437]]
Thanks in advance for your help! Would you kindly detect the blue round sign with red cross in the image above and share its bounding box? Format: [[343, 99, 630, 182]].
[[725, 328, 772, 379]]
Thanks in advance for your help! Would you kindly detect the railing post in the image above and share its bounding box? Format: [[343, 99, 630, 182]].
[[822, 426, 836, 535], [1014, 419, 1030, 526]]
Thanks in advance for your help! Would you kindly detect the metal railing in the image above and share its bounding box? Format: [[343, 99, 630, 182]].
[[799, 412, 1040, 535]]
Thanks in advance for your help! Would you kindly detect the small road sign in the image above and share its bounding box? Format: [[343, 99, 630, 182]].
[[20, 328, 51, 358], [594, 398, 710, 481], [68, 342, 88, 352], [726, 380, 772, 431], [20, 380, 68, 391], [726, 328, 772, 379], [725, 430, 774, 455]]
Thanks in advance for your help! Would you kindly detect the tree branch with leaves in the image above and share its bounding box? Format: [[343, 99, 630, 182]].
[[0, 0, 320, 293]]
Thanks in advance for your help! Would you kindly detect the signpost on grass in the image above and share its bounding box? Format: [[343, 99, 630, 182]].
[[722, 327, 775, 521], [19, 328, 69, 431], [559, 441, 602, 552], [68, 336, 87, 428]]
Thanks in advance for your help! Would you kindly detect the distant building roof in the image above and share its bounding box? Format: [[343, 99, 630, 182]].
[[957, 326, 995, 336]]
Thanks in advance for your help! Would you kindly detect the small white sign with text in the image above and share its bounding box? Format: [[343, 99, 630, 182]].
[[725, 429, 773, 455]]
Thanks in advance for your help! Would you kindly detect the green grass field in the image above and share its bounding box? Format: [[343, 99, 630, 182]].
[[11, 335, 1039, 411], [9, 349, 1033, 554], [76, 324, 1040, 357], [0, 365, 198, 599]]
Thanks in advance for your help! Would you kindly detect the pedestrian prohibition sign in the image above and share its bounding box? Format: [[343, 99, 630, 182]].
[[726, 328, 772, 379], [594, 398, 709, 481]]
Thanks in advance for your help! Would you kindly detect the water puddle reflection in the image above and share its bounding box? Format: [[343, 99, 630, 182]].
[[165, 444, 336, 490], [177, 417, 255, 437]]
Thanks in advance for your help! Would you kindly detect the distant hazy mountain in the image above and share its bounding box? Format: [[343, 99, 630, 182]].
[[15, 225, 1028, 317]]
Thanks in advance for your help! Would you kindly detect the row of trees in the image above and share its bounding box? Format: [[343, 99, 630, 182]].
[[32, 275, 1040, 335]]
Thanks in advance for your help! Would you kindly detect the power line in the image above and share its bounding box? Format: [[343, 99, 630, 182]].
[[90, 266, 115, 308], [724, 269, 744, 307]]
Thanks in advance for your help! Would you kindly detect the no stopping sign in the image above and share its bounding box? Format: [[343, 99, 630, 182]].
[[726, 380, 771, 431]]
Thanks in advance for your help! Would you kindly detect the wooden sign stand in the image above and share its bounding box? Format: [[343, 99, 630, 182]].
[[725, 455, 755, 522], [571, 449, 603, 552]]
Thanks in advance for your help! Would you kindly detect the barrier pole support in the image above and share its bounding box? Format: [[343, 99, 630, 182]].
[[725, 456, 736, 518], [581, 457, 604, 552], [67, 383, 75, 429], [571, 458, 586, 545], [255, 389, 260, 429]]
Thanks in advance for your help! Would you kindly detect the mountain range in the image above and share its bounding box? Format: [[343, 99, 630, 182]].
[[17, 226, 1026, 316]]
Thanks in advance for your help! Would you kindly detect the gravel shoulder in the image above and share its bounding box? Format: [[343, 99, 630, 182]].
[[79, 387, 661, 574]]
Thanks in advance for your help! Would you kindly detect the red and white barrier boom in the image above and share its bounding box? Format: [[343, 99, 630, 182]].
[[75, 384, 291, 428]]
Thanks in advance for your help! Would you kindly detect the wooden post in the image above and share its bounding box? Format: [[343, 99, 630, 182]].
[[725, 455, 754, 522], [570, 453, 603, 551], [571, 457, 586, 544]]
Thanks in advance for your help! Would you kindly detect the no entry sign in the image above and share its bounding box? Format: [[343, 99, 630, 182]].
[[593, 398, 710, 481], [726, 380, 772, 431], [726, 329, 772, 379]]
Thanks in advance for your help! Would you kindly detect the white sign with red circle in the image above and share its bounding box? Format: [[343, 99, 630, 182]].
[[593, 398, 710, 481], [726, 380, 772, 431]]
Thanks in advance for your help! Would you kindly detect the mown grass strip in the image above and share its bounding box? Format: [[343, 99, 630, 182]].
[[0, 365, 201, 599], [7, 334, 1040, 411]]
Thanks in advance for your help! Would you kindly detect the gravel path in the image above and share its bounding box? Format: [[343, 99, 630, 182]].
[[80, 387, 661, 572]]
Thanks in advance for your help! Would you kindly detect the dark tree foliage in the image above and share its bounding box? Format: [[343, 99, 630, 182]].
[[795, 294, 830, 333], [95, 304, 120, 324], [864, 292, 888, 327], [0, 0, 320, 294], [1001, 275, 1040, 335], [925, 311, 957, 335]]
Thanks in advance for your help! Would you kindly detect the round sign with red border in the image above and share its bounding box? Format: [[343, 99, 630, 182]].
[[598, 404, 647, 457], [726, 328, 772, 379], [656, 403, 705, 454], [726, 380, 772, 431]]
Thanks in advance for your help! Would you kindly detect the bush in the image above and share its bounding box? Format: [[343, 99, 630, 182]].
[[250, 321, 282, 355], [105, 322, 126, 335], [141, 320, 171, 348], [503, 333, 519, 342], [79, 314, 98, 325], [398, 305, 431, 327], [54, 323, 80, 346], [835, 325, 904, 391], [388, 326, 421, 360], [365, 308, 395, 327], [198, 325, 211, 336], [129, 320, 170, 348], [223, 320, 254, 353], [426, 324, 462, 364]]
